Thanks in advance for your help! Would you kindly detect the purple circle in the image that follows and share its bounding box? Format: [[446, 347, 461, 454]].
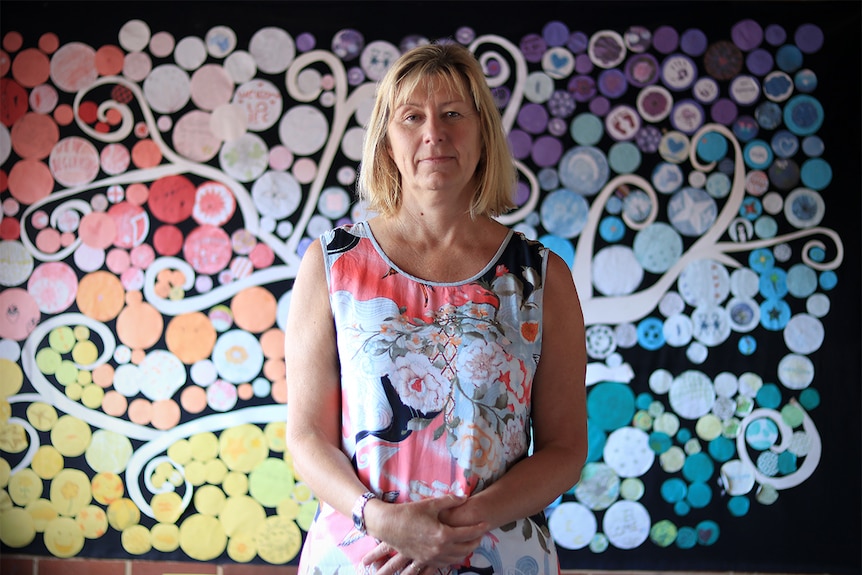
[[680, 29, 708, 56], [485, 58, 502, 77], [332, 29, 364, 61], [455, 26, 476, 44], [625, 53, 659, 87], [568, 31, 589, 53], [710, 98, 738, 125], [543, 21, 570, 47], [517, 103, 550, 134], [520, 33, 547, 63], [652, 25, 680, 54], [508, 130, 533, 160], [347, 66, 365, 86], [575, 53, 594, 74], [491, 86, 511, 108], [795, 24, 824, 53], [548, 117, 568, 137], [746, 49, 774, 76], [548, 90, 576, 117], [531, 135, 564, 167], [590, 96, 610, 116], [765, 24, 787, 46], [598, 69, 628, 98], [514, 181, 530, 206], [731, 19, 763, 51], [568, 75, 596, 102], [296, 33, 316, 52]]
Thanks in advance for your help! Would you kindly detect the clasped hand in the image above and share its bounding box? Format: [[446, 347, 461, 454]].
[[362, 494, 488, 575]]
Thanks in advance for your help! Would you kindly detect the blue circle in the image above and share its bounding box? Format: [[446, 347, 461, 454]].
[[759, 267, 788, 298], [800, 158, 832, 190], [538, 167, 560, 191], [558, 147, 609, 196], [676, 526, 697, 548], [749, 247, 775, 272], [728, 496, 751, 517], [599, 216, 626, 242], [770, 130, 799, 158], [738, 335, 757, 355], [542, 20, 570, 46], [696, 131, 728, 162], [708, 436, 736, 462], [743, 140, 774, 169], [540, 189, 589, 238], [756, 383, 782, 409], [819, 270, 837, 290], [587, 382, 636, 432], [686, 482, 712, 508], [682, 452, 714, 483], [801, 135, 824, 157], [795, 69, 818, 92], [637, 317, 666, 350], [784, 95, 824, 135], [652, 162, 684, 194], [732, 115, 759, 142], [776, 44, 803, 72], [754, 101, 782, 130], [661, 478, 688, 503], [739, 196, 763, 220], [695, 520, 720, 545], [538, 234, 575, 269], [760, 298, 791, 330]]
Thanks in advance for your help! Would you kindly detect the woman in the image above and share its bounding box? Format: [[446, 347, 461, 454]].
[[285, 41, 587, 575]]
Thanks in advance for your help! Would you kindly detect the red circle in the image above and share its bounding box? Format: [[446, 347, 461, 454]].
[[249, 242, 275, 268], [153, 224, 184, 256], [148, 175, 195, 224], [1, 78, 28, 127], [0, 217, 20, 240]]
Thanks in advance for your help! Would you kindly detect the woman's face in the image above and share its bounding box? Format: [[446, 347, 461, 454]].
[[386, 78, 482, 207]]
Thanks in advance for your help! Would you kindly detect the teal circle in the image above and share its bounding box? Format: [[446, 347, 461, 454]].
[[705, 172, 731, 199], [800, 158, 832, 190], [570, 113, 604, 145], [728, 495, 751, 517], [661, 478, 688, 503], [738, 335, 757, 355], [754, 215, 777, 239], [696, 131, 728, 162], [686, 482, 712, 508], [756, 383, 782, 409], [677, 428, 692, 443], [538, 234, 575, 268], [586, 421, 608, 463], [787, 263, 818, 298], [739, 196, 763, 220], [743, 139, 774, 169], [799, 388, 820, 410], [776, 44, 803, 72], [676, 526, 698, 549], [599, 216, 626, 242], [587, 382, 636, 431], [778, 450, 798, 474], [649, 432, 673, 454], [608, 142, 641, 173], [682, 452, 714, 483], [707, 436, 736, 462], [636, 392, 653, 410], [673, 500, 691, 516], [695, 520, 720, 545], [819, 270, 837, 290], [784, 95, 824, 136]]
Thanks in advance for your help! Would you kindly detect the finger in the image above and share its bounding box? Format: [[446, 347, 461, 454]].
[[361, 541, 394, 566]]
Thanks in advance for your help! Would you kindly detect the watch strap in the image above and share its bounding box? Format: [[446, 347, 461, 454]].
[[351, 491, 377, 534]]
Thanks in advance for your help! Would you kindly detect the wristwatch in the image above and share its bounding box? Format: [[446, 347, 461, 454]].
[[351, 491, 377, 535]]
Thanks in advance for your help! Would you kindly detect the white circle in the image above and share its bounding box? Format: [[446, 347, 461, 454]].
[[603, 427, 654, 478], [738, 372, 763, 397], [691, 304, 731, 346], [548, 502, 597, 550], [602, 501, 650, 549], [359, 40, 400, 81], [730, 267, 759, 298], [525, 71, 555, 102], [251, 171, 302, 219], [225, 51, 257, 84], [190, 359, 218, 387], [730, 75, 761, 105], [249, 27, 295, 74], [720, 459, 756, 496], [279, 105, 329, 156], [806, 293, 830, 317], [219, 133, 270, 182], [663, 314, 693, 347], [658, 291, 685, 317], [113, 363, 141, 397], [686, 341, 708, 364], [175, 36, 208, 70], [592, 246, 643, 296], [713, 372, 738, 398], [669, 370, 715, 419], [205, 26, 237, 58], [649, 369, 673, 394], [341, 126, 365, 162], [783, 313, 824, 354], [778, 353, 815, 390], [143, 64, 190, 114]]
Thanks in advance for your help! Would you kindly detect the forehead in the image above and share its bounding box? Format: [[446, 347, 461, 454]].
[[392, 71, 472, 108]]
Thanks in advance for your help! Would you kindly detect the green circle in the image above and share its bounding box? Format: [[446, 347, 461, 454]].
[[781, 403, 804, 428], [620, 478, 644, 501], [589, 532, 609, 553], [649, 519, 678, 547], [55, 360, 79, 386], [36, 348, 62, 375], [570, 113, 603, 145], [248, 458, 294, 508], [48, 326, 76, 353], [608, 142, 641, 174]]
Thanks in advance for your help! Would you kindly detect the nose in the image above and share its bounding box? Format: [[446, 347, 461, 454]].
[[423, 115, 445, 143]]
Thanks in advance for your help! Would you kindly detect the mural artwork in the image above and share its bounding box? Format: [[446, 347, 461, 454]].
[[0, 2, 858, 572]]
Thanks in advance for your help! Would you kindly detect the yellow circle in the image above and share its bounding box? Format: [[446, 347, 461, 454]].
[[223, 471, 248, 496], [51, 415, 92, 457], [0, 399, 10, 423], [183, 460, 207, 486], [167, 438, 192, 465], [204, 458, 228, 484], [155, 461, 175, 477], [179, 513, 226, 561], [194, 484, 227, 516], [9, 468, 43, 506], [219, 424, 268, 473], [107, 497, 140, 531], [189, 432, 219, 461], [65, 382, 83, 401], [0, 422, 28, 453], [151, 522, 181, 552], [48, 326, 76, 353], [74, 325, 90, 341], [0, 507, 36, 547], [49, 468, 92, 517], [77, 369, 92, 385], [227, 532, 257, 562], [0, 457, 10, 487], [26, 402, 58, 432], [91, 471, 124, 505], [151, 490, 184, 524], [85, 429, 132, 474], [296, 500, 318, 531], [276, 497, 300, 520], [249, 457, 294, 508], [32, 445, 64, 479], [219, 494, 265, 537], [659, 446, 686, 473], [254, 514, 302, 564], [695, 413, 723, 441], [36, 348, 62, 376], [0, 489, 12, 512], [122, 523, 152, 555], [44, 516, 85, 558], [71, 340, 99, 365], [26, 498, 58, 532], [76, 504, 108, 538], [264, 421, 286, 453], [56, 360, 79, 386], [0, 359, 23, 397], [292, 482, 313, 503]]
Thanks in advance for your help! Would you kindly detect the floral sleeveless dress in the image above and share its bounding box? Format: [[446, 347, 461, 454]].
[[297, 221, 560, 575]]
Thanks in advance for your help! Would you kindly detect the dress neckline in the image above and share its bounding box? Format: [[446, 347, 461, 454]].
[[357, 220, 514, 287]]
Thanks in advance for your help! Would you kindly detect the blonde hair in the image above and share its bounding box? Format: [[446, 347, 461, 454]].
[[357, 41, 517, 218]]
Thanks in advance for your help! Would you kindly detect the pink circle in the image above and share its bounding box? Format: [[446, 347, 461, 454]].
[[249, 242, 274, 268], [79, 211, 117, 249], [49, 136, 100, 187], [269, 145, 293, 171], [126, 183, 149, 206], [173, 110, 220, 163], [0, 288, 40, 340], [108, 201, 149, 248], [106, 248, 131, 274], [183, 225, 231, 274], [206, 379, 237, 412], [2, 197, 20, 216], [149, 31, 176, 58], [190, 64, 234, 111], [291, 157, 317, 184], [120, 266, 145, 291], [31, 210, 49, 229], [29, 84, 59, 114], [123, 51, 152, 82], [60, 232, 76, 247], [35, 227, 61, 253], [130, 243, 155, 268], [101, 143, 131, 175], [193, 181, 235, 226], [27, 261, 78, 313], [50, 42, 97, 92]]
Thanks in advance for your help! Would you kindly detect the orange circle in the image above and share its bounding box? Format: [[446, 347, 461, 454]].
[[231, 286, 277, 334], [180, 386, 207, 414], [165, 312, 217, 364], [2, 32, 23, 52], [38, 33, 60, 54], [95, 45, 124, 76], [54, 104, 74, 126], [150, 399, 180, 430], [259, 328, 285, 359], [131, 139, 162, 169], [79, 211, 117, 249], [237, 383, 253, 401], [116, 299, 164, 351], [76, 270, 125, 322], [102, 391, 128, 417], [11, 113, 60, 159], [92, 364, 115, 388], [11, 48, 50, 88], [262, 358, 285, 382], [271, 378, 287, 404], [130, 348, 146, 365], [8, 159, 54, 205], [126, 183, 149, 205], [127, 398, 152, 425]]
